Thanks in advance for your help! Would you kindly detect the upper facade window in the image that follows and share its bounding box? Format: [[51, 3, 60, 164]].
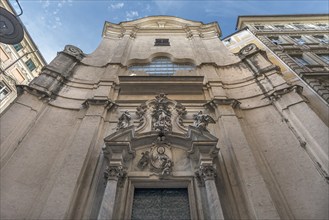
[[313, 35, 329, 44], [290, 54, 310, 66], [0, 82, 11, 101], [318, 54, 329, 64], [25, 59, 36, 72], [290, 36, 307, 45], [254, 25, 272, 30], [129, 57, 194, 76], [155, 39, 170, 46], [13, 43, 23, 52], [268, 36, 284, 45]]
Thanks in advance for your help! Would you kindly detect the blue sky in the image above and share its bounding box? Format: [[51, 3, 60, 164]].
[[10, 0, 329, 63]]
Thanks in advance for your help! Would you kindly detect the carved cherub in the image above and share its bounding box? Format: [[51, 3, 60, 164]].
[[137, 151, 150, 169], [116, 110, 131, 130], [193, 111, 215, 131], [161, 157, 173, 176]]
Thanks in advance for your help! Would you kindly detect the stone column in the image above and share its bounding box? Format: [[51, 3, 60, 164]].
[[196, 164, 224, 220], [98, 165, 126, 220]]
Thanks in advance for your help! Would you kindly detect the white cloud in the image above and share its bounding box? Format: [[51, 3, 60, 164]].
[[110, 2, 124, 9], [126, 11, 139, 20]]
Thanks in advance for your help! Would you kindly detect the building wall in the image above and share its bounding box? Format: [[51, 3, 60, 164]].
[[0, 16, 328, 220], [0, 1, 46, 114]]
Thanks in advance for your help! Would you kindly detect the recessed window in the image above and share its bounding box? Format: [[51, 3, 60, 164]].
[[290, 36, 306, 45], [25, 59, 36, 72], [0, 82, 11, 101], [129, 57, 194, 76], [13, 43, 23, 51], [290, 55, 310, 66], [254, 25, 271, 30], [268, 36, 283, 45], [317, 54, 329, 64], [313, 35, 329, 44], [155, 39, 170, 46]]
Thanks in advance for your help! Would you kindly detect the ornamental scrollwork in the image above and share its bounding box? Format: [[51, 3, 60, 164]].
[[152, 93, 172, 132], [63, 45, 84, 60]]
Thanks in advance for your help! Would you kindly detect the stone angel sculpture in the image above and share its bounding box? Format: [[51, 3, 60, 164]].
[[116, 110, 131, 130], [193, 111, 215, 131]]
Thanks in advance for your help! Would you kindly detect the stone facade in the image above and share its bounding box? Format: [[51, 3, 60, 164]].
[[0, 16, 328, 220]]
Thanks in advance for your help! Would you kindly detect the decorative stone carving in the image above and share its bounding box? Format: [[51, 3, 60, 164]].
[[193, 111, 215, 131], [63, 45, 84, 60], [116, 110, 131, 130], [137, 151, 150, 169], [152, 93, 172, 132], [239, 43, 258, 56], [175, 103, 187, 127], [136, 103, 147, 128], [104, 165, 127, 187], [137, 136, 174, 176], [195, 164, 216, 186]]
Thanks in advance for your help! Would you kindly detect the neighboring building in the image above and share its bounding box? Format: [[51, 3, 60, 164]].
[[0, 16, 328, 220], [225, 14, 329, 105], [0, 1, 47, 113]]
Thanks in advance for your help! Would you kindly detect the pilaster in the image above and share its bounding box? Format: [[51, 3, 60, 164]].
[[38, 98, 115, 219], [206, 98, 281, 220]]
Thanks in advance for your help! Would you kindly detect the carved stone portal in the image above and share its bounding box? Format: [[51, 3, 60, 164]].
[[152, 93, 172, 132]]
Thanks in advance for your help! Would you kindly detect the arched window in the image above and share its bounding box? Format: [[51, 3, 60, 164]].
[[129, 57, 194, 75]]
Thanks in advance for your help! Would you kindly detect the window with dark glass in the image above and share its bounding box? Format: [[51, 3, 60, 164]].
[[268, 36, 283, 45], [13, 43, 23, 51], [290, 36, 306, 45], [313, 35, 329, 44], [317, 54, 329, 64], [0, 82, 11, 101], [129, 57, 194, 75], [25, 59, 36, 71], [290, 55, 310, 66], [155, 39, 170, 46]]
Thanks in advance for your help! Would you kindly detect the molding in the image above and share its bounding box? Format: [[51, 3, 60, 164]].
[[268, 85, 303, 101]]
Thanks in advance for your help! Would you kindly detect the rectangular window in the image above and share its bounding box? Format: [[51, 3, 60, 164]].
[[155, 39, 170, 46], [13, 43, 23, 51], [290, 55, 310, 66], [313, 35, 329, 44], [268, 36, 283, 45], [25, 59, 36, 71], [290, 36, 306, 45], [0, 82, 11, 101], [318, 54, 329, 64]]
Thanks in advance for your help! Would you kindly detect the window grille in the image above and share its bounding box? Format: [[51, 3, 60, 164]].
[[129, 57, 194, 76], [155, 39, 170, 46]]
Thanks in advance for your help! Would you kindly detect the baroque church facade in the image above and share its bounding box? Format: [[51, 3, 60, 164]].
[[0, 16, 328, 220]]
